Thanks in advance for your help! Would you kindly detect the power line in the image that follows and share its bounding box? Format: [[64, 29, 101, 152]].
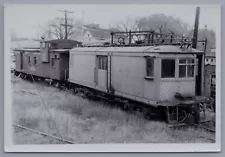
[[58, 10, 74, 39]]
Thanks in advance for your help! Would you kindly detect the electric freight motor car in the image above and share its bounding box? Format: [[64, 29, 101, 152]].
[[68, 44, 206, 124]]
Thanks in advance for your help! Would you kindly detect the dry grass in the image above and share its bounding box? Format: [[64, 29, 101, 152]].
[[12, 74, 215, 144]]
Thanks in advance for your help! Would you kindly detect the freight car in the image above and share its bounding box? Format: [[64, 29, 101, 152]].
[[14, 38, 81, 82]]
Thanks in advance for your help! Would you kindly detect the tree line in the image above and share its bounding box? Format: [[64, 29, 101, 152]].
[[34, 13, 216, 50]]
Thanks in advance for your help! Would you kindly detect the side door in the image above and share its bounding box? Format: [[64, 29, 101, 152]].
[[50, 54, 58, 79], [20, 51, 23, 70], [96, 55, 108, 90]]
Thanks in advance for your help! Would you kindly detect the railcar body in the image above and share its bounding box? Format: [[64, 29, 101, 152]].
[[14, 39, 81, 81], [69, 45, 206, 124], [69, 45, 204, 103]]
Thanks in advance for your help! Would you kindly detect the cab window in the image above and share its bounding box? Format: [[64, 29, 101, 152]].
[[161, 59, 175, 78]]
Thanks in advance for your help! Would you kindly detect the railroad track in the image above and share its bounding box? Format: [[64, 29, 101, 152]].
[[13, 122, 215, 144], [13, 124, 75, 144], [198, 125, 215, 132]]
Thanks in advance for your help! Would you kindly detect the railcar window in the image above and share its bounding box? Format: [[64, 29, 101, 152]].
[[34, 57, 37, 66], [179, 58, 195, 78], [161, 59, 175, 78], [146, 58, 154, 77], [97, 56, 108, 70], [51, 58, 55, 68], [28, 56, 31, 65]]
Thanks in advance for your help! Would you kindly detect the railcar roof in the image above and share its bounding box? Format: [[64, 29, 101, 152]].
[[13, 48, 70, 53], [14, 48, 40, 52], [70, 45, 204, 54], [51, 49, 70, 52]]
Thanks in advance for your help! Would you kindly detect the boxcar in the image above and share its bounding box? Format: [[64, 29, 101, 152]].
[[69, 45, 206, 124]]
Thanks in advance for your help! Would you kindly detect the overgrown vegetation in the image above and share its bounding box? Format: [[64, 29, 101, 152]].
[[12, 75, 215, 144]]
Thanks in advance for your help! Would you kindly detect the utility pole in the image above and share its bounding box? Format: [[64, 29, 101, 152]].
[[58, 10, 73, 39], [192, 7, 200, 49], [81, 10, 85, 43]]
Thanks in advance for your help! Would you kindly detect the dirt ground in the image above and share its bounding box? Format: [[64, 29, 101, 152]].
[[12, 74, 215, 144]]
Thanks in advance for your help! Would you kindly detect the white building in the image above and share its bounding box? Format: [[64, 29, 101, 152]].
[[205, 48, 216, 66]]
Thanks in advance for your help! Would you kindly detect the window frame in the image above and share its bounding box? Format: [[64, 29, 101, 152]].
[[161, 58, 176, 78], [97, 55, 108, 71], [51, 58, 55, 68], [145, 57, 154, 80], [34, 56, 37, 66], [28, 56, 31, 65], [178, 58, 195, 78]]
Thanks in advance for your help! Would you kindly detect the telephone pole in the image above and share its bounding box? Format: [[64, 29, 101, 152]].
[[81, 10, 85, 43], [58, 10, 73, 39], [192, 7, 200, 49]]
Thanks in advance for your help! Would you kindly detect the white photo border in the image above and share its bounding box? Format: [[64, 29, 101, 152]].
[[4, 3, 221, 152]]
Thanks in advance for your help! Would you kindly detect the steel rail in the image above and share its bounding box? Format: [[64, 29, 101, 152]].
[[13, 124, 76, 144]]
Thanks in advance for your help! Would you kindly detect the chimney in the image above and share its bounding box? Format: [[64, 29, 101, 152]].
[[192, 7, 200, 49], [40, 37, 49, 62]]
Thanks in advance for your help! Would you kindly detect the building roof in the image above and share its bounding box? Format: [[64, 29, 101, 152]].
[[14, 48, 70, 53], [82, 39, 110, 46], [205, 47, 216, 57], [14, 48, 40, 52], [84, 28, 111, 40], [205, 51, 215, 57], [84, 27, 126, 40]]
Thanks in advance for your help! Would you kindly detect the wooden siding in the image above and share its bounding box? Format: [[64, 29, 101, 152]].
[[110, 55, 157, 101], [15, 51, 69, 80]]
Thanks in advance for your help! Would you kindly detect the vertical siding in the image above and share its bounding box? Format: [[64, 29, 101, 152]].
[[111, 55, 157, 101], [143, 80, 157, 100], [97, 70, 107, 89], [69, 54, 96, 87], [20, 51, 62, 80]]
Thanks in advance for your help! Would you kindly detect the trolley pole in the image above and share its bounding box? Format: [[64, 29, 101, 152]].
[[58, 10, 73, 39]]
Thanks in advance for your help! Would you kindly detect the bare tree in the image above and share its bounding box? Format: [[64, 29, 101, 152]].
[[136, 14, 190, 36], [113, 17, 144, 42], [40, 18, 82, 40], [115, 16, 141, 32]]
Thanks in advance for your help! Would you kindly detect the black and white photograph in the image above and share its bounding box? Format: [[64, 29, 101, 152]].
[[4, 4, 221, 152]]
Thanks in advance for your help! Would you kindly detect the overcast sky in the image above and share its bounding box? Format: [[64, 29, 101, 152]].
[[5, 4, 220, 39]]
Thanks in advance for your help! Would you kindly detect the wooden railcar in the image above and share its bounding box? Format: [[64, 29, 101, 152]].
[[69, 45, 207, 124], [14, 39, 81, 81]]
